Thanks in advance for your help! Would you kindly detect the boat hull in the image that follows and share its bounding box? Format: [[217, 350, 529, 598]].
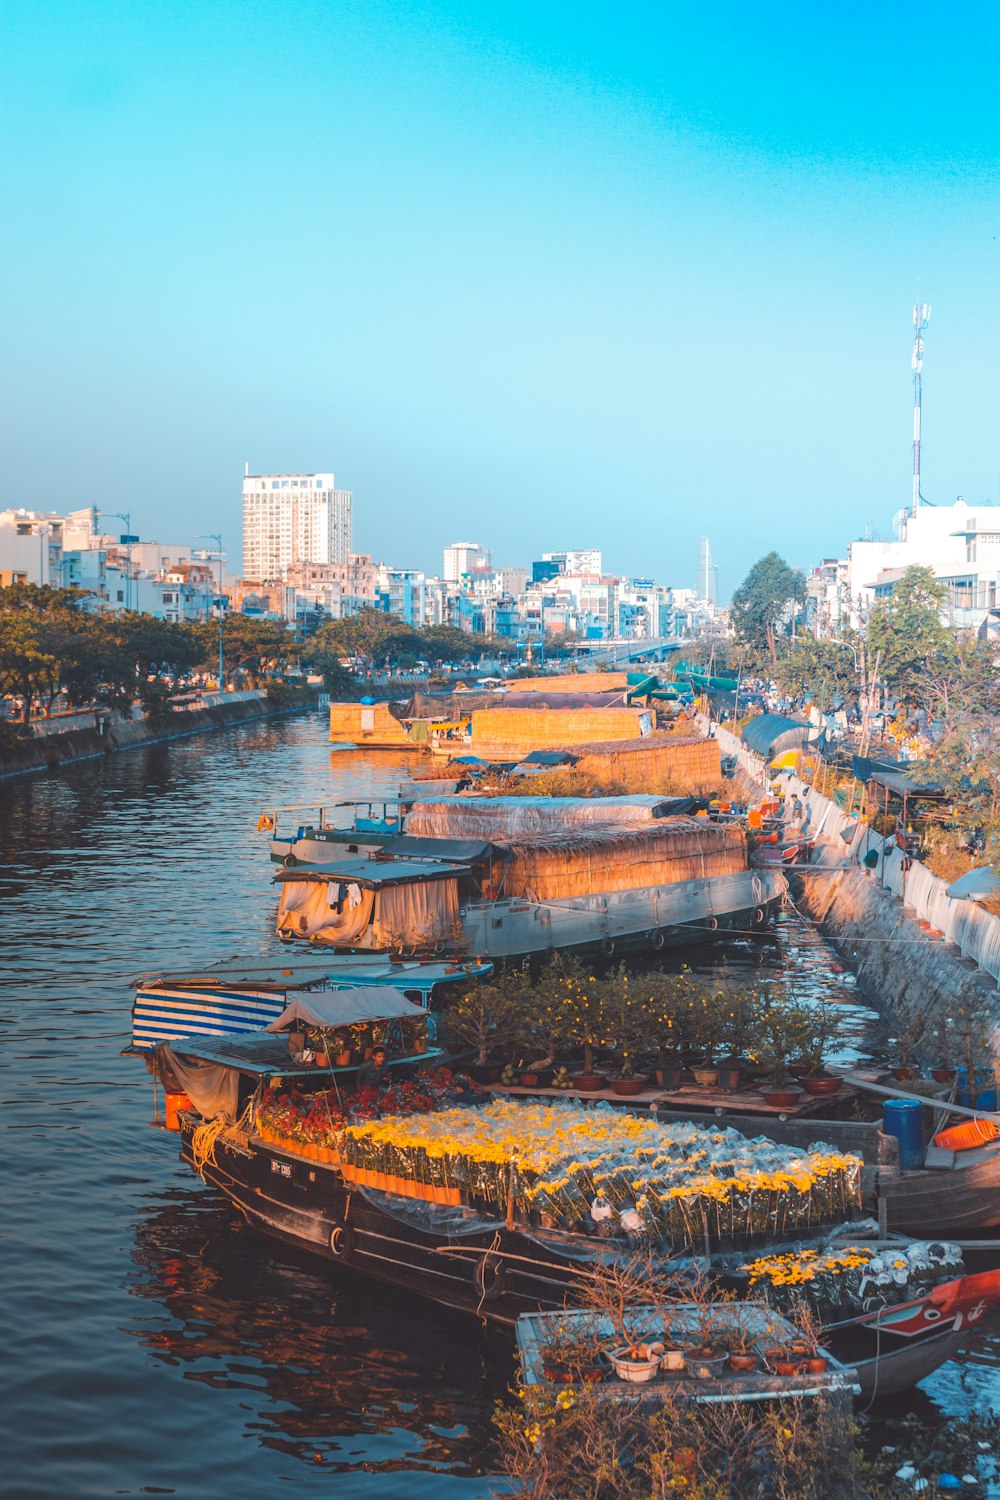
[[880, 1140, 1000, 1235], [177, 1126, 997, 1397]]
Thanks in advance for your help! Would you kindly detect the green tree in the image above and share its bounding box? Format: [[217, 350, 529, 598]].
[[196, 613, 293, 687], [0, 584, 103, 722], [730, 552, 805, 662], [771, 635, 862, 711], [865, 566, 954, 710], [312, 609, 405, 677]]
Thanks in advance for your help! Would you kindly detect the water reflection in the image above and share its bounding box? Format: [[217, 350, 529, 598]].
[[126, 1186, 510, 1477], [3, 712, 998, 1498]]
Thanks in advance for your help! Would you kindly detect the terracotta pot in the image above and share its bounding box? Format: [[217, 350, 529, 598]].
[[803, 1076, 842, 1096], [333, 1051, 352, 1067], [467, 1062, 501, 1084], [314, 1052, 329, 1069], [890, 1064, 920, 1082], [610, 1076, 647, 1096], [728, 1352, 758, 1373], [519, 1070, 551, 1089], [412, 1037, 428, 1054], [716, 1063, 744, 1092], [932, 1067, 957, 1084], [760, 1088, 801, 1108], [653, 1063, 683, 1091], [572, 1073, 608, 1092], [804, 1356, 828, 1374], [788, 1062, 811, 1079]]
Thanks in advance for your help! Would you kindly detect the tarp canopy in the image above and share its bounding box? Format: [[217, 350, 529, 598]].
[[869, 768, 945, 798], [275, 867, 463, 947], [266, 988, 425, 1030], [852, 754, 905, 784], [946, 867, 1000, 901], [517, 749, 581, 766], [741, 715, 814, 759], [157, 1042, 240, 1120]]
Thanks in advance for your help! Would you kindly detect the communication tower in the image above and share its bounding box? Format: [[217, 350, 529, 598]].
[[912, 303, 931, 512]]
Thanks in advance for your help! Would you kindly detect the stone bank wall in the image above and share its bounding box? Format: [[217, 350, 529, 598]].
[[0, 693, 304, 780], [707, 719, 1000, 1035]]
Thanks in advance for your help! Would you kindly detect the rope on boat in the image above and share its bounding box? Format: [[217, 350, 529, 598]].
[[191, 1098, 258, 1179], [191, 1116, 230, 1179]]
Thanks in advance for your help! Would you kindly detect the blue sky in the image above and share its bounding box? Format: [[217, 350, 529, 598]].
[[1, 1, 997, 597]]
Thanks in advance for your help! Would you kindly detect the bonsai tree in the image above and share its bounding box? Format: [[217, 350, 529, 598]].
[[550, 966, 619, 1079], [791, 1003, 845, 1078], [718, 985, 765, 1066], [445, 982, 520, 1067], [756, 991, 812, 1086]]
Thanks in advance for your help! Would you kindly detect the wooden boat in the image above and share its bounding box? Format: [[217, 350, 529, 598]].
[[148, 1027, 1000, 1400], [272, 850, 784, 962], [165, 1109, 1000, 1401]]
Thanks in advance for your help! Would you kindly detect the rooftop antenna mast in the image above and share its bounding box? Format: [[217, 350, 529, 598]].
[[912, 302, 931, 511]]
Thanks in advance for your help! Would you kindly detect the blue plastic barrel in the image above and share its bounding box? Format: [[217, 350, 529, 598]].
[[882, 1099, 925, 1170], [957, 1069, 997, 1111]]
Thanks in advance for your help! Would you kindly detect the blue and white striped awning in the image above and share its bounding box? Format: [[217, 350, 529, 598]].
[[131, 987, 287, 1050]]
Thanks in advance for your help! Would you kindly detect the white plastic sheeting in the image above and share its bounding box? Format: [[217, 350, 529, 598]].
[[710, 719, 1000, 984], [404, 795, 677, 840]]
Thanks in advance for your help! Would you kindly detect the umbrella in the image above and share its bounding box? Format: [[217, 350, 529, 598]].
[[946, 867, 1000, 902]]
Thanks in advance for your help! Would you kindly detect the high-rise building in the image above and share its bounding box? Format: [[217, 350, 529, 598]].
[[443, 541, 485, 582], [242, 470, 352, 581], [697, 536, 718, 604]]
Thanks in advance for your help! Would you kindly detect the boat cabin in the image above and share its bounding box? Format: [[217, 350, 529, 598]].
[[274, 856, 472, 949]]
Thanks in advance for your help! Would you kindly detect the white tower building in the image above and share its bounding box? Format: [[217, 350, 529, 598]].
[[242, 471, 352, 581], [443, 541, 485, 582]]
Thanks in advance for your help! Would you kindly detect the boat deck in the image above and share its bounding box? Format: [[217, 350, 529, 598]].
[[485, 1080, 863, 1118], [516, 1305, 860, 1404]]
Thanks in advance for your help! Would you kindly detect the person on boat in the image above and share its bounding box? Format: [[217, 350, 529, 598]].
[[357, 1046, 391, 1091]]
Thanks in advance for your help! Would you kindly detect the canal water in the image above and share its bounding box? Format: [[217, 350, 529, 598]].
[[2, 712, 997, 1499]]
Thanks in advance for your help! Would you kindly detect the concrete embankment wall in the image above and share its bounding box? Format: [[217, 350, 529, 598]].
[[708, 719, 1000, 1031], [0, 692, 304, 780]]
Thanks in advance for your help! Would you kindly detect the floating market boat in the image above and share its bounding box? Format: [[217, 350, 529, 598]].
[[146, 1024, 1000, 1397], [262, 799, 407, 865], [128, 954, 491, 1052], [272, 797, 784, 961]]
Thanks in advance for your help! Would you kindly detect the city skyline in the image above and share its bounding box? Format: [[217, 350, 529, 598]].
[[2, 2, 998, 591]]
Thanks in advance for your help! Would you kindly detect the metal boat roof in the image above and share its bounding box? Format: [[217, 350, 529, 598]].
[[135, 956, 492, 990], [273, 857, 470, 887]]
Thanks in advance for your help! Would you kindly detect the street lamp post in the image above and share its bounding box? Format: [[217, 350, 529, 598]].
[[196, 533, 224, 692], [99, 510, 133, 610]]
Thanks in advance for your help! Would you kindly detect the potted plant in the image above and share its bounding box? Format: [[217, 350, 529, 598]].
[[330, 1029, 353, 1068], [679, 1304, 731, 1380], [538, 1319, 604, 1385], [794, 1007, 845, 1096], [715, 986, 762, 1093], [609, 1054, 647, 1097], [726, 1326, 759, 1374], [888, 1000, 927, 1082], [551, 967, 615, 1092], [755, 994, 809, 1108], [443, 983, 518, 1083], [928, 1015, 956, 1085]]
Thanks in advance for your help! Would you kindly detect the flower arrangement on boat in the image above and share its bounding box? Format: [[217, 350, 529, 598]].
[[740, 1239, 964, 1316], [339, 1099, 862, 1247], [256, 1067, 470, 1149]]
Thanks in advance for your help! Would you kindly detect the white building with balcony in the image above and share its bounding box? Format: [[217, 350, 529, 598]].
[[243, 470, 352, 581]]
